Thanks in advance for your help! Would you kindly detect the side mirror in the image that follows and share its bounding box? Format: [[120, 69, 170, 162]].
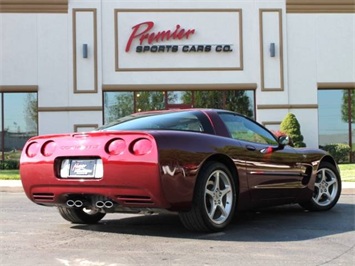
[[260, 135, 291, 154], [278, 135, 290, 146]]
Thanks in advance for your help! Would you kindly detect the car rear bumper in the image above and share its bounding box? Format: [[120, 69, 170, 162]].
[[20, 162, 170, 209]]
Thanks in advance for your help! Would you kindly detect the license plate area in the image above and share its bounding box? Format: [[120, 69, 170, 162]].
[[60, 158, 103, 179]]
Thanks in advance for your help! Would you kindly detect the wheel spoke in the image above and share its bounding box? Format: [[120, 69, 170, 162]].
[[325, 190, 334, 201], [312, 166, 340, 207], [219, 187, 231, 201], [201, 167, 235, 227], [205, 188, 214, 198], [327, 178, 336, 187], [217, 204, 228, 218], [214, 172, 221, 191], [314, 191, 323, 203], [208, 203, 218, 219], [320, 169, 326, 182]]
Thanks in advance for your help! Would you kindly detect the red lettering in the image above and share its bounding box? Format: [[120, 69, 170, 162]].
[[126, 21, 154, 52], [125, 21, 196, 52]]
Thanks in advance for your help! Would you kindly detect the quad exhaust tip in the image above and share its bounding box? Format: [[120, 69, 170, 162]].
[[66, 199, 114, 209], [66, 199, 83, 208], [95, 200, 114, 209]]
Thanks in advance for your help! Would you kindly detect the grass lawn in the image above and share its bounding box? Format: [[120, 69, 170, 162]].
[[339, 164, 355, 182], [0, 170, 20, 180], [1, 164, 354, 181]]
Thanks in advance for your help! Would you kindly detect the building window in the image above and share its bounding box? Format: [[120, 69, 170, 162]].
[[103, 91, 166, 124], [318, 89, 354, 163], [104, 92, 134, 124], [103, 89, 255, 124], [192, 90, 254, 118], [0, 92, 38, 162]]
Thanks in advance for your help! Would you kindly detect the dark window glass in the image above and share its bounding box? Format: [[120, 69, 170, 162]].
[[103, 90, 255, 126], [100, 111, 204, 133], [103, 92, 134, 124], [168, 91, 192, 105], [1, 92, 38, 162], [219, 112, 277, 145], [193, 90, 254, 118], [136, 91, 165, 112], [318, 89, 354, 162], [318, 90, 349, 145]]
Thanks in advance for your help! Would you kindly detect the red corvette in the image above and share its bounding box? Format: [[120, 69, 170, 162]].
[[20, 109, 342, 232]]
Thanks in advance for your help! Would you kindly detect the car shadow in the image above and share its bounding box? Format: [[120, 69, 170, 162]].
[[71, 202, 355, 242]]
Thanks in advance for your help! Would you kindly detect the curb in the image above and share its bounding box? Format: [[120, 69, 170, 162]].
[[0, 180, 24, 193], [342, 187, 355, 195], [1, 180, 354, 194]]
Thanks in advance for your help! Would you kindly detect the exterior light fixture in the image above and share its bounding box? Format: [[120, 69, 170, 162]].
[[269, 43, 276, 57], [82, 44, 88, 58]]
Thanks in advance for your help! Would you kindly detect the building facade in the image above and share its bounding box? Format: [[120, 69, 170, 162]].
[[0, 0, 354, 162]]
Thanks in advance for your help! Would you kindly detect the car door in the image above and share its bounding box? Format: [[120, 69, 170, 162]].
[[218, 112, 304, 202]]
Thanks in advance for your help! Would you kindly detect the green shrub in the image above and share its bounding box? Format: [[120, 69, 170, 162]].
[[322, 144, 351, 163], [280, 113, 306, 147], [0, 160, 19, 170]]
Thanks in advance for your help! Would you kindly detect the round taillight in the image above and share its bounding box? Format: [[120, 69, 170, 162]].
[[106, 138, 126, 155], [26, 142, 40, 158], [42, 141, 56, 157], [131, 138, 152, 156]]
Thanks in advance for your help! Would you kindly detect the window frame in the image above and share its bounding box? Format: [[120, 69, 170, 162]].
[[0, 87, 38, 162], [318, 87, 354, 163]]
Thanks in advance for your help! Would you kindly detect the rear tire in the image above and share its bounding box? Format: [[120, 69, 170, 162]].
[[179, 162, 237, 232], [58, 206, 106, 224], [300, 162, 341, 211]]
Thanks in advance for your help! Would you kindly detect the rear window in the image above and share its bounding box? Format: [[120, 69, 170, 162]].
[[99, 111, 205, 133]]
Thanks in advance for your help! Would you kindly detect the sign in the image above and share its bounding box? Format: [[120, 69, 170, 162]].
[[125, 21, 196, 52], [115, 9, 243, 71]]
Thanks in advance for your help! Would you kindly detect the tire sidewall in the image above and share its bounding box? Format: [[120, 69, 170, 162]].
[[58, 206, 106, 224], [310, 162, 342, 211], [196, 162, 237, 231]]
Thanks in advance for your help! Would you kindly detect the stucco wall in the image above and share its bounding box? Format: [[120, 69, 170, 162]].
[[1, 0, 354, 147]]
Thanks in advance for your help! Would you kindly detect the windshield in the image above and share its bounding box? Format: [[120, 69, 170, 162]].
[[99, 111, 206, 133]]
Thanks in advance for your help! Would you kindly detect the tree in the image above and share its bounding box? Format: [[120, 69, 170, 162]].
[[105, 92, 134, 123], [341, 90, 355, 123], [136, 91, 164, 112], [224, 91, 253, 117], [183, 91, 253, 118], [24, 93, 38, 133], [280, 113, 306, 147]]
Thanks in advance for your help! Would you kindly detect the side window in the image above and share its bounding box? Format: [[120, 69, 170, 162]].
[[219, 113, 278, 145]]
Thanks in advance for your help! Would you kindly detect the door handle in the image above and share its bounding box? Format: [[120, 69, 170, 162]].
[[246, 145, 256, 151]]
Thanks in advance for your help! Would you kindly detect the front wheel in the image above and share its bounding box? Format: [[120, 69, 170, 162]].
[[58, 206, 106, 224], [179, 162, 237, 232], [300, 162, 341, 211]]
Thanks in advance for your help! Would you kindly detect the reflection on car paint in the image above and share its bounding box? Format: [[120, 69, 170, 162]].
[[162, 165, 186, 177]]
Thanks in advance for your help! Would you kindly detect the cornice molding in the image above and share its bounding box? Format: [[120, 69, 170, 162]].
[[38, 106, 102, 112], [0, 0, 68, 13], [102, 83, 258, 91], [257, 104, 318, 110], [1, 1, 352, 14], [318, 82, 355, 89], [0, 85, 38, 92], [287, 0, 355, 13]]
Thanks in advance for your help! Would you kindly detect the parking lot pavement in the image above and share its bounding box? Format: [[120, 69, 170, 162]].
[[0, 179, 354, 194], [1, 191, 354, 266]]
